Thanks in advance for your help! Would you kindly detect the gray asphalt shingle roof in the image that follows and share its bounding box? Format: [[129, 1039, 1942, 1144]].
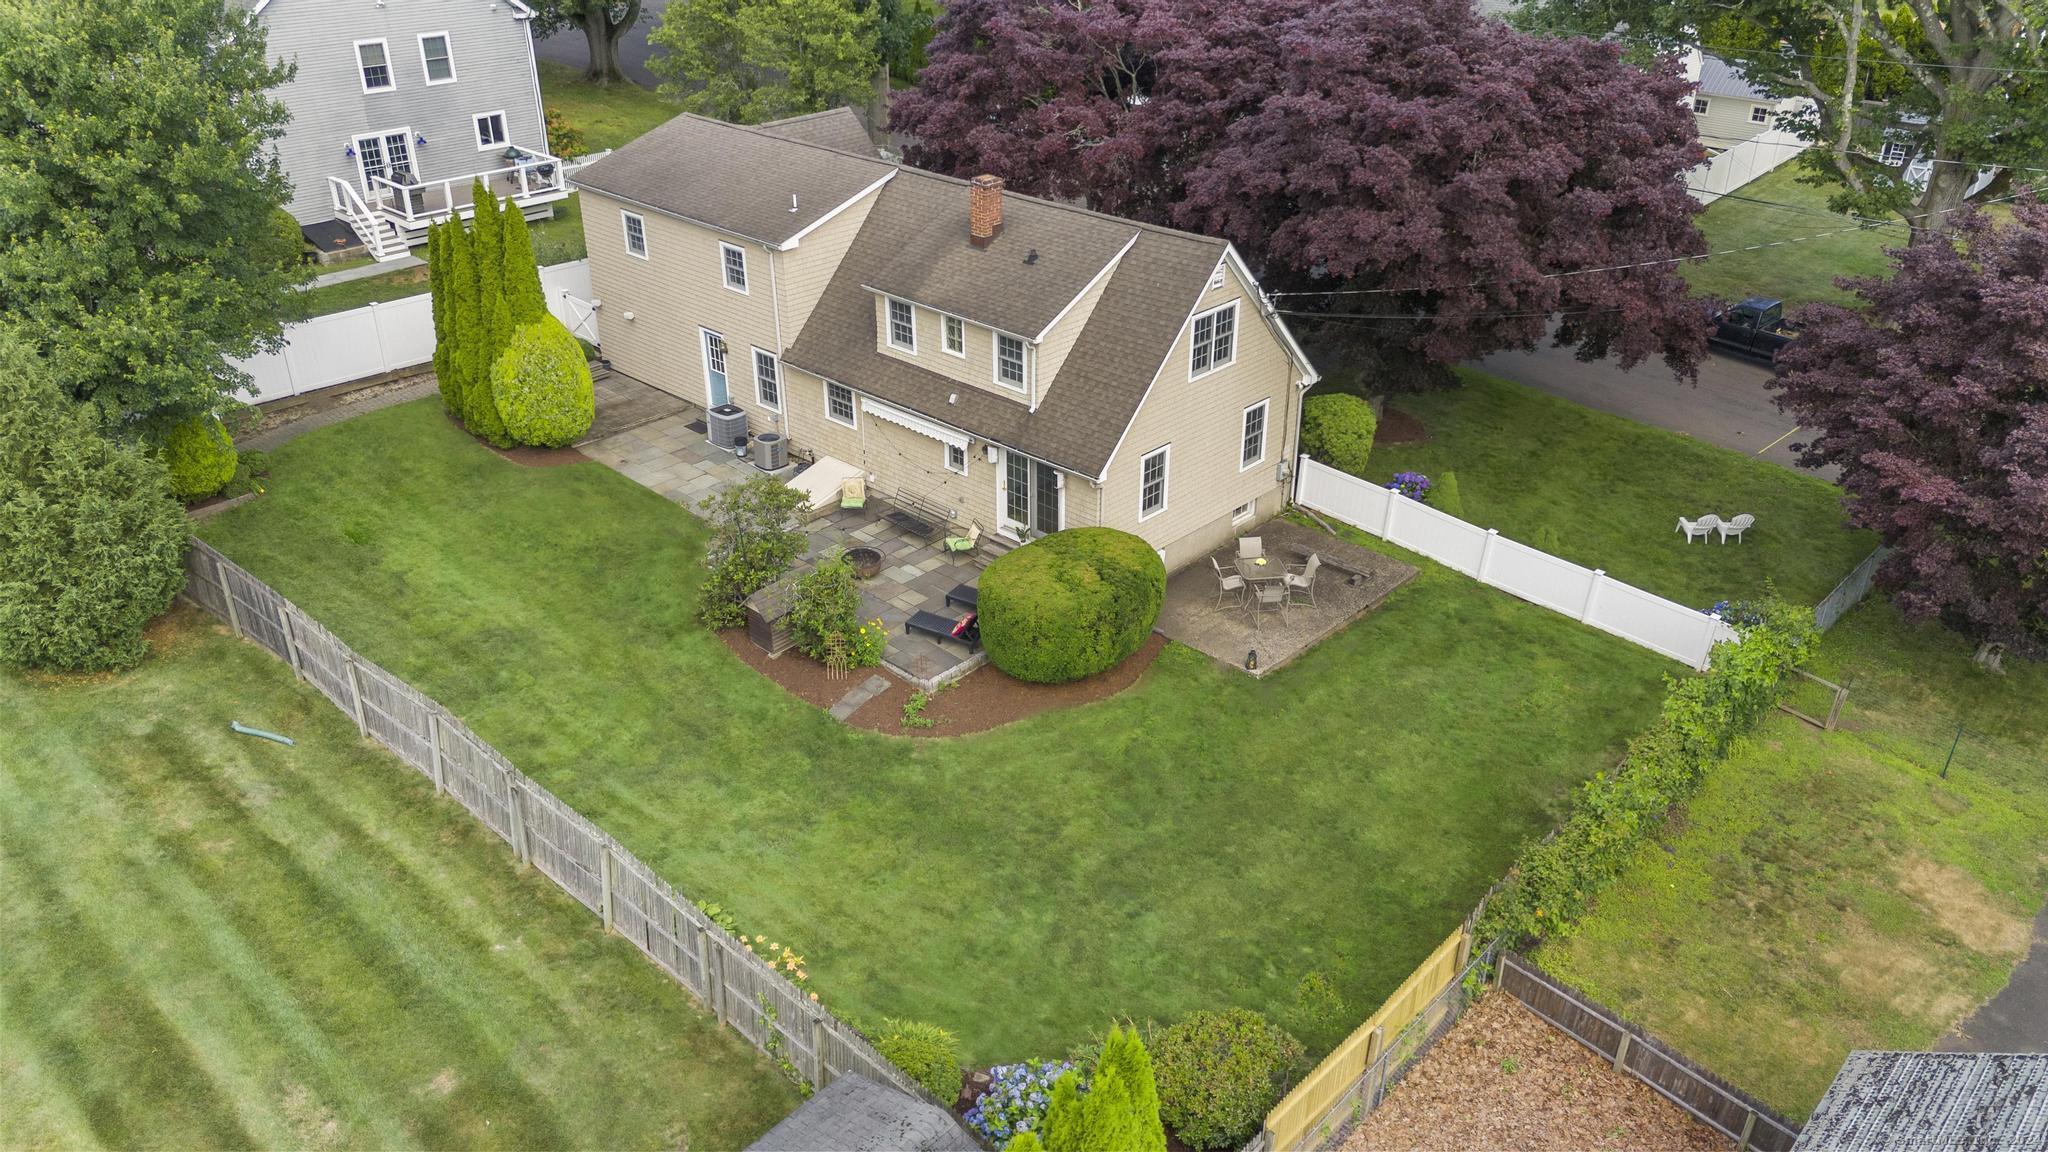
[[746, 1075, 978, 1152], [1793, 1052, 2048, 1151], [1697, 54, 1771, 101], [756, 106, 881, 157], [572, 113, 893, 246]]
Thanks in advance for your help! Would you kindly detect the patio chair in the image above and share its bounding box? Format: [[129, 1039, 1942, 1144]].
[[1210, 556, 1247, 610], [1675, 513, 1720, 543], [840, 476, 866, 511], [1285, 553, 1321, 607], [943, 520, 982, 554], [1718, 513, 1754, 544], [1251, 581, 1287, 627], [1238, 536, 1264, 561]]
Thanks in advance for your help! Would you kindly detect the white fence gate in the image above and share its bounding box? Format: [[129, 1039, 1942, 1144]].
[[1687, 129, 1807, 204], [234, 260, 598, 402], [1294, 457, 1738, 669]]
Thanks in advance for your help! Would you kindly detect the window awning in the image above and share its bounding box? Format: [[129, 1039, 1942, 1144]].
[[859, 397, 970, 452]]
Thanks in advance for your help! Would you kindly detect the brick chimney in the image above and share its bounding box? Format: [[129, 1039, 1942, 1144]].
[[969, 174, 1004, 247]]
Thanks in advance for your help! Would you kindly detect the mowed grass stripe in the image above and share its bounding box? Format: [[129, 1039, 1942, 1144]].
[[201, 399, 1675, 1060], [0, 612, 799, 1151]]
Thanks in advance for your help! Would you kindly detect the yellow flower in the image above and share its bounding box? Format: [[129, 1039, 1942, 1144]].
[[755, 935, 766, 943], [796, 969, 807, 980], [808, 992, 819, 1002]]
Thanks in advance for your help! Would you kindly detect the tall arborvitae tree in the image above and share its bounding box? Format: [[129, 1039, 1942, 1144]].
[[445, 221, 482, 428], [502, 208, 549, 325], [428, 222, 457, 410], [471, 291, 514, 446]]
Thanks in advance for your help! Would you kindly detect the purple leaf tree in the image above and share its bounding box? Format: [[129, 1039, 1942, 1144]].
[[1774, 204, 2048, 655], [892, 0, 1711, 388]]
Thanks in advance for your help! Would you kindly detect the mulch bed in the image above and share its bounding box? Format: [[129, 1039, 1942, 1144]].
[[718, 630, 1166, 738], [1376, 404, 1430, 445], [1340, 995, 1723, 1152]]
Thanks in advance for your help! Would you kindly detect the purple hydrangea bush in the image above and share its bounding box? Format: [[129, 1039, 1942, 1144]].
[[965, 1059, 1076, 1147], [1387, 471, 1432, 501]]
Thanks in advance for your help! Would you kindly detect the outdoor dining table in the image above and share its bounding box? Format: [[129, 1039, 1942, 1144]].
[[1234, 556, 1287, 584]]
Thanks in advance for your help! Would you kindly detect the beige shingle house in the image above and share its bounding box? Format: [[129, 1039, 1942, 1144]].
[[573, 109, 1318, 571]]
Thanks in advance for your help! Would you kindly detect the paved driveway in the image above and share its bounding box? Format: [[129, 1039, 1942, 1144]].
[[1938, 906, 2048, 1053], [1474, 343, 1831, 478], [537, 5, 672, 89]]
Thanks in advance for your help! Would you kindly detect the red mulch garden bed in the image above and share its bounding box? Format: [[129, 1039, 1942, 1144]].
[[1376, 405, 1430, 445], [719, 630, 1166, 737]]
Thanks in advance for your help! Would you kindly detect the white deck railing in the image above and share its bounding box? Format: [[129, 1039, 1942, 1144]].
[[365, 145, 567, 231], [327, 177, 406, 262]]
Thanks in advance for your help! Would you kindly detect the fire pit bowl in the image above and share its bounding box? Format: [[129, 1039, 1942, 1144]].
[[844, 546, 885, 580]]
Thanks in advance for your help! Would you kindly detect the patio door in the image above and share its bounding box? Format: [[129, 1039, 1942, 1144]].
[[701, 329, 730, 406], [1001, 450, 1061, 539], [354, 129, 414, 192]]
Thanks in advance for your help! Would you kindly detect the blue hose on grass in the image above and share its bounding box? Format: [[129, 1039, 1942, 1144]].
[[231, 721, 295, 746]]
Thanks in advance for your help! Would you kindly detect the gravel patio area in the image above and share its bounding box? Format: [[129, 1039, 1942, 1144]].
[[1342, 994, 1723, 1152]]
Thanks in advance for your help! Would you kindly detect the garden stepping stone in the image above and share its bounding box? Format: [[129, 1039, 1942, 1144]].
[[828, 674, 891, 721]]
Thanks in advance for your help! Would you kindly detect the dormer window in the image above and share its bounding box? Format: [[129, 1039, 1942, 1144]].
[[887, 298, 916, 351], [996, 333, 1026, 390]]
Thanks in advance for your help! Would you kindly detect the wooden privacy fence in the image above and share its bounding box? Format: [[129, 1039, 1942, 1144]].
[[1497, 954, 1801, 1151], [1253, 928, 1491, 1152], [181, 539, 936, 1107], [1294, 457, 1740, 670]]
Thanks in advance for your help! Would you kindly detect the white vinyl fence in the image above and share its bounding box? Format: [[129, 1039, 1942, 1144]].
[[1688, 128, 1807, 204], [234, 260, 598, 402], [1295, 457, 1738, 669]]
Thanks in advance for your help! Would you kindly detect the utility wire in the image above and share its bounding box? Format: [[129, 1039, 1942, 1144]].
[[1604, 32, 2048, 76], [1690, 129, 2048, 176]]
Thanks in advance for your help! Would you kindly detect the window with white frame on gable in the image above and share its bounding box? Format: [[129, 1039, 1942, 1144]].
[[996, 333, 1025, 389], [887, 298, 916, 350], [1240, 400, 1268, 470], [721, 243, 748, 292], [1190, 302, 1236, 377], [1139, 445, 1169, 519]]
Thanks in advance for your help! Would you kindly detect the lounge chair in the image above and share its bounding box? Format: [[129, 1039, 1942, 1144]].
[[1211, 556, 1246, 610], [840, 476, 867, 511], [1675, 514, 1720, 543], [906, 609, 979, 652], [943, 521, 982, 554], [1718, 514, 1754, 544]]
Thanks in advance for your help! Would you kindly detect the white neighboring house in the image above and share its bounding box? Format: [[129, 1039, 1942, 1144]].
[[245, 0, 566, 262]]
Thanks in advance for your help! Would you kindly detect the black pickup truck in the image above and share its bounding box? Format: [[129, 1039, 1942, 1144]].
[[1708, 297, 1801, 361]]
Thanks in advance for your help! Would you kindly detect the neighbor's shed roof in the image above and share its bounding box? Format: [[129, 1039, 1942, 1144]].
[[1696, 54, 1771, 101], [1792, 1051, 2048, 1151], [745, 1074, 979, 1152]]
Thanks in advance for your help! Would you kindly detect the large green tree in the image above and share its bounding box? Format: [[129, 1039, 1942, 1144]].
[[649, 0, 880, 123], [0, 0, 305, 425], [529, 0, 645, 86], [1514, 0, 2047, 236]]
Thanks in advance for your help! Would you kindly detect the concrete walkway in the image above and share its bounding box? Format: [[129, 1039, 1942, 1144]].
[[1939, 904, 2048, 1053], [311, 254, 422, 287]]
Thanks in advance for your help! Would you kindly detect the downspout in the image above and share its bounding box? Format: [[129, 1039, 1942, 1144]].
[[768, 246, 794, 448]]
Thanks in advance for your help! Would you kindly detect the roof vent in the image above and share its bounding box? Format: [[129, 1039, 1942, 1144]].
[[969, 174, 1003, 248], [1024, 249, 1039, 266], [790, 193, 799, 214]]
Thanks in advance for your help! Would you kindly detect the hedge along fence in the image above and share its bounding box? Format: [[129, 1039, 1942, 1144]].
[[180, 540, 940, 1109], [1478, 597, 1821, 946]]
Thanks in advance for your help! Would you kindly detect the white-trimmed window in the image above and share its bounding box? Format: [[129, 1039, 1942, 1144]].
[[945, 442, 968, 475], [1231, 499, 1257, 526], [356, 40, 394, 92], [943, 314, 966, 357], [886, 298, 916, 351], [419, 33, 456, 84], [825, 380, 857, 427], [474, 111, 507, 150], [1240, 399, 1268, 470], [1692, 97, 1709, 115], [1750, 104, 1771, 124], [720, 242, 748, 293], [1139, 445, 1169, 520], [1881, 141, 1910, 166], [995, 332, 1025, 389], [1190, 301, 1236, 377], [622, 212, 648, 258], [753, 349, 781, 410]]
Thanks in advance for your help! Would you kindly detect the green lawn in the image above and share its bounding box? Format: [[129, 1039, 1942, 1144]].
[[199, 398, 1676, 1063], [539, 63, 683, 153], [297, 197, 588, 319], [0, 606, 798, 1150], [1364, 371, 1876, 608], [1537, 600, 2048, 1122], [1681, 165, 1907, 309]]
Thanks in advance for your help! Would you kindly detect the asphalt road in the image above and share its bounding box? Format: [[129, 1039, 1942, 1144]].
[[1474, 343, 1824, 475], [537, 5, 671, 88], [1939, 906, 2048, 1053]]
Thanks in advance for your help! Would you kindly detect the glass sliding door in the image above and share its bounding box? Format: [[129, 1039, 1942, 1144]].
[[1001, 449, 1061, 539]]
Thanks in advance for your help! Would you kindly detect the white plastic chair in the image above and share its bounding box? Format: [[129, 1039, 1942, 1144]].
[[1675, 514, 1721, 543], [1718, 514, 1754, 544], [1210, 556, 1246, 610]]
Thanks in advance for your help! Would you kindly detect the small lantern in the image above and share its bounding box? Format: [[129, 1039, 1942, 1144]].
[[415, 132, 427, 147], [1246, 649, 1259, 671], [344, 144, 356, 158]]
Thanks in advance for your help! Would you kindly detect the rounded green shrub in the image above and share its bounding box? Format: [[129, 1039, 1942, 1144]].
[[161, 414, 239, 503], [490, 316, 594, 448], [977, 528, 1164, 684], [1149, 1009, 1306, 1150], [873, 1018, 964, 1104], [1299, 394, 1377, 477], [0, 338, 188, 671], [1433, 469, 1465, 518]]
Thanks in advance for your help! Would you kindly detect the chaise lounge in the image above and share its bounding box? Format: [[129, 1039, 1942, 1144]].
[[906, 609, 979, 652]]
